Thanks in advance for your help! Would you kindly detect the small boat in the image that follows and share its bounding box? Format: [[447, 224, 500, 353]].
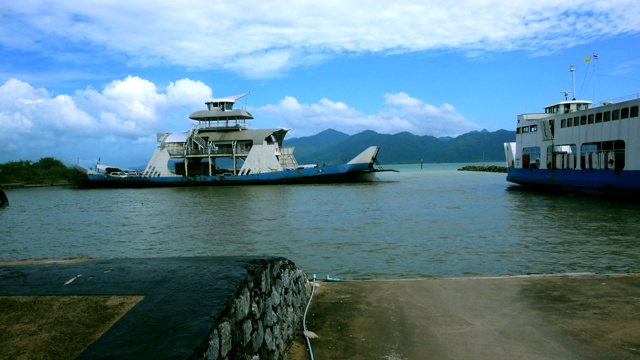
[[504, 64, 640, 197], [76, 93, 395, 187]]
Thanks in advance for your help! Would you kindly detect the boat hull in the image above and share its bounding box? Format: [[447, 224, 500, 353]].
[[78, 163, 388, 188], [506, 168, 640, 197]]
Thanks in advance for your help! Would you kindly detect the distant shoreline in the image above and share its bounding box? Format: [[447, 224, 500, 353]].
[[457, 165, 507, 173], [0, 181, 73, 189]]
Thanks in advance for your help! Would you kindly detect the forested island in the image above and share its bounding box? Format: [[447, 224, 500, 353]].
[[0, 157, 80, 187]]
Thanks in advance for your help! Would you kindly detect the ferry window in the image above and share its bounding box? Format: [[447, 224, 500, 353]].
[[547, 144, 577, 170], [580, 115, 587, 125], [566, 118, 572, 127], [603, 111, 611, 122], [516, 127, 521, 134], [530, 124, 537, 132], [523, 146, 541, 169], [595, 112, 603, 123], [573, 116, 579, 126], [588, 114, 594, 124], [561, 119, 566, 128], [612, 109, 620, 120], [546, 106, 559, 114], [631, 106, 639, 118], [580, 140, 625, 171], [522, 126, 529, 133], [621, 107, 629, 119]]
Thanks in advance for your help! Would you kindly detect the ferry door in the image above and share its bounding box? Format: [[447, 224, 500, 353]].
[[523, 154, 530, 169], [593, 152, 600, 170], [555, 153, 565, 169], [605, 151, 615, 170], [567, 154, 576, 169]]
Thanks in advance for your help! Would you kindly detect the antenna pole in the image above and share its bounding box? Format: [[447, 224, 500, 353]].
[[570, 64, 576, 100]]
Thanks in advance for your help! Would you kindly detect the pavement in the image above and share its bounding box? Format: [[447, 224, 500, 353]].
[[293, 274, 640, 360], [0, 257, 283, 359], [2, 259, 640, 360]]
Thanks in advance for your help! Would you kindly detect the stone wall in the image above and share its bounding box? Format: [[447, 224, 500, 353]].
[[203, 258, 309, 360]]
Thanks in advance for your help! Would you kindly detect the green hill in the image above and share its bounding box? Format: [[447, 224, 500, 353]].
[[287, 129, 515, 165]]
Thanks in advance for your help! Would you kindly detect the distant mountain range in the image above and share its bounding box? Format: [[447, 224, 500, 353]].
[[286, 129, 516, 165]]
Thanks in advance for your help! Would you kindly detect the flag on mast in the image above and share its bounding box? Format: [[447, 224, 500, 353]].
[[593, 52, 599, 60]]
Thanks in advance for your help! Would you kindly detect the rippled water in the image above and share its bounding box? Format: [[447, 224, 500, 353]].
[[2, 164, 639, 279]]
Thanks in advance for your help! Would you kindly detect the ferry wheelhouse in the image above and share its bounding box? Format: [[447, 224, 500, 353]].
[[76, 93, 393, 187], [504, 66, 640, 197]]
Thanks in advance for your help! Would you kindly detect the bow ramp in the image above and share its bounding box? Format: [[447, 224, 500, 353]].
[[347, 146, 380, 165]]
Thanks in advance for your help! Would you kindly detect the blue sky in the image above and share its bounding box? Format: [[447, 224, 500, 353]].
[[1, 1, 639, 168]]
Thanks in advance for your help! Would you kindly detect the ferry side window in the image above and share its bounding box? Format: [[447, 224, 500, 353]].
[[612, 109, 620, 120], [621, 107, 629, 119], [595, 112, 602, 123], [580, 115, 587, 125], [561, 119, 566, 128], [573, 117, 579, 126], [603, 111, 611, 122], [588, 114, 594, 124], [631, 106, 639, 118]]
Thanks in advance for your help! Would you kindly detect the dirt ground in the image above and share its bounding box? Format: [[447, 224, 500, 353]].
[[0, 295, 142, 360]]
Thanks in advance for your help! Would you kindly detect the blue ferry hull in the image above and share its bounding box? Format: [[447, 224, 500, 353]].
[[506, 168, 640, 197], [80, 163, 383, 188]]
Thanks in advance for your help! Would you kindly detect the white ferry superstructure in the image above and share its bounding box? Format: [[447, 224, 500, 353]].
[[504, 65, 640, 197]]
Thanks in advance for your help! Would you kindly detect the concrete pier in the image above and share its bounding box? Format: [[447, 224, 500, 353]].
[[0, 257, 308, 359]]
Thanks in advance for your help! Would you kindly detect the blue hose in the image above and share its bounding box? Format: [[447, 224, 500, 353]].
[[303, 274, 316, 360]]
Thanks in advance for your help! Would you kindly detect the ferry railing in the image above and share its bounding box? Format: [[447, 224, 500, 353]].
[[600, 93, 640, 106]]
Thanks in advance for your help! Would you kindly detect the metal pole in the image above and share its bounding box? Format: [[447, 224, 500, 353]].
[[570, 64, 576, 100]]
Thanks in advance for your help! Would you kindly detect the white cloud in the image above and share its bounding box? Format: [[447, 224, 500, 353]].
[[2, 0, 639, 78], [166, 79, 213, 106], [256, 92, 481, 137], [0, 75, 480, 163], [0, 77, 213, 163]]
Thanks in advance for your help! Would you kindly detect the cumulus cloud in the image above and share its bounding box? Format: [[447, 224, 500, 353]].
[[166, 79, 213, 106], [256, 92, 481, 138], [2, 0, 639, 78], [0, 75, 479, 163], [0, 77, 213, 163]]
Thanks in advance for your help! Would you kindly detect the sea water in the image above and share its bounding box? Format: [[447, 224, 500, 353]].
[[1, 163, 639, 279]]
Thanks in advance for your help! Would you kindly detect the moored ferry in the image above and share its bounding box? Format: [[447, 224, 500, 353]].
[[75, 93, 394, 187], [504, 65, 640, 197]]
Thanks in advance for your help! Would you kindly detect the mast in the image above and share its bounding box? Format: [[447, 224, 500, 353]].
[[570, 64, 576, 100]]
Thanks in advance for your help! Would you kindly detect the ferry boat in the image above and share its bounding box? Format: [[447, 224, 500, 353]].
[[75, 93, 394, 187], [504, 65, 640, 197]]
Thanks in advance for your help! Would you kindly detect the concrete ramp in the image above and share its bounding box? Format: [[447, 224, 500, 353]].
[[0, 257, 309, 359]]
